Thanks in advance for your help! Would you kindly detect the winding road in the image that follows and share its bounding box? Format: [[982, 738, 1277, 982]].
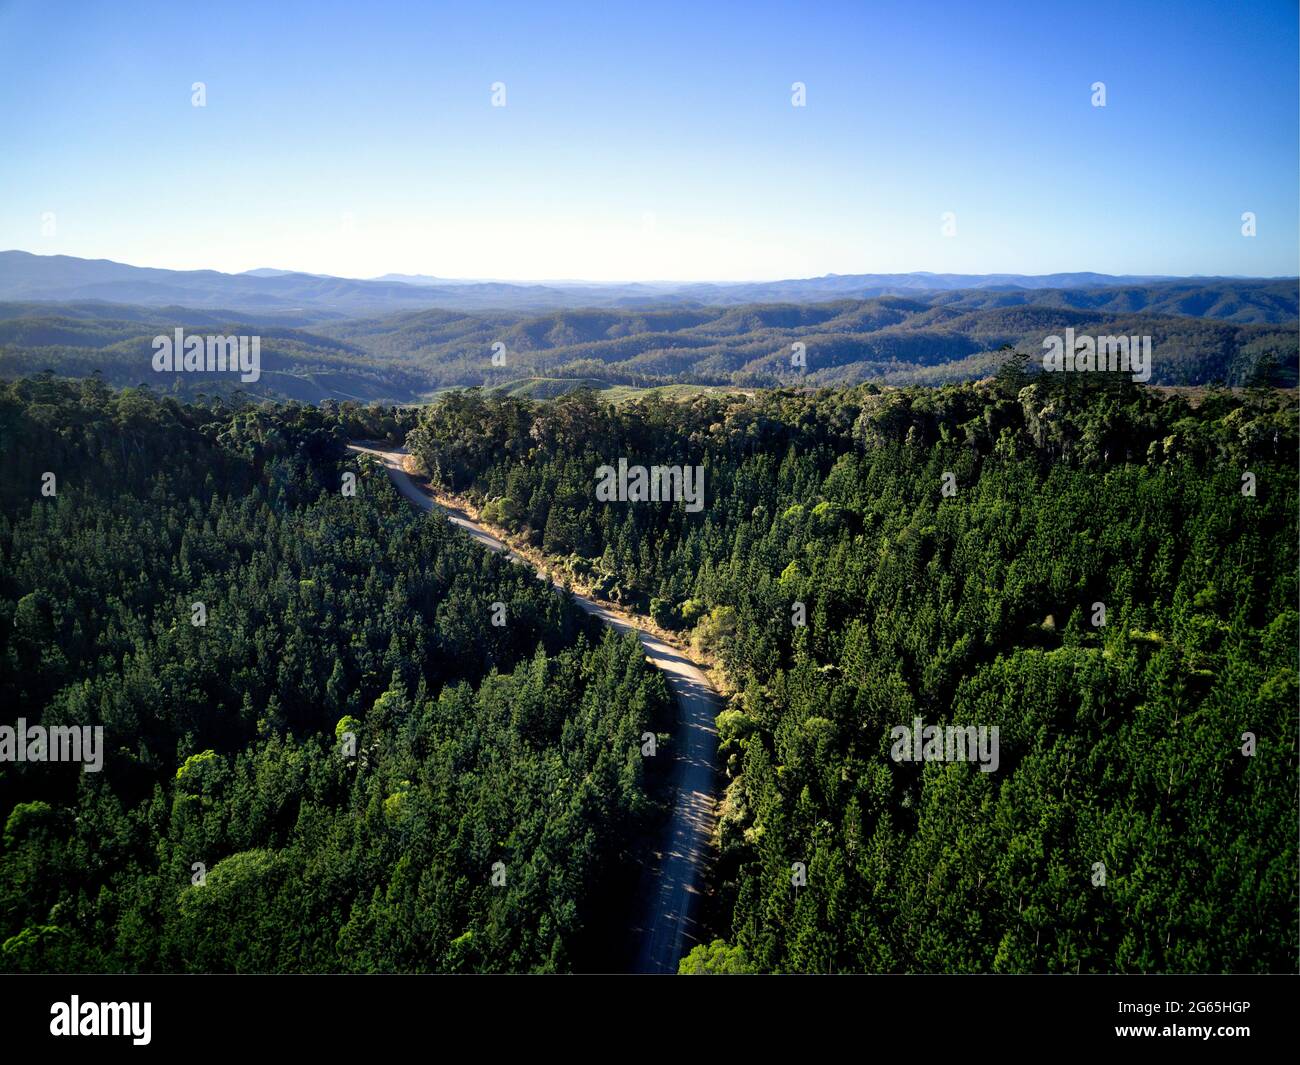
[[348, 442, 721, 974]]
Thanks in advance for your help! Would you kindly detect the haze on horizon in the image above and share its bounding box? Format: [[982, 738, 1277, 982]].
[[3, 250, 1295, 288], [1, 0, 1296, 283]]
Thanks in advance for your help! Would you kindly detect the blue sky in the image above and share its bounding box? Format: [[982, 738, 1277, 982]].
[[0, 0, 1295, 281]]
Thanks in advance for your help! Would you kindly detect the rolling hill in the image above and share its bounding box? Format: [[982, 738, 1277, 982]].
[[0, 254, 1294, 401]]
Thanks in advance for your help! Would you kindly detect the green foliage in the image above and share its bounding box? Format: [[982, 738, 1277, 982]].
[[175, 750, 220, 786], [3, 801, 54, 848], [679, 938, 755, 974], [0, 378, 671, 973], [409, 379, 1299, 973], [649, 597, 678, 629], [691, 606, 737, 657], [4, 372, 1295, 974]]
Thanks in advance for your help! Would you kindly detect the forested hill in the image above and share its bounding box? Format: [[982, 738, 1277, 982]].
[[321, 292, 1297, 391], [0, 378, 673, 972], [0, 279, 1295, 403], [406, 374, 1298, 972], [1, 251, 1292, 317]]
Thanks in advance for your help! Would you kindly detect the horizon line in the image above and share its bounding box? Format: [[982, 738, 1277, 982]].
[[3, 249, 1297, 288]]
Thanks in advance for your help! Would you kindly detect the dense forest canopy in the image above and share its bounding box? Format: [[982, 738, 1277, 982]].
[[406, 372, 1298, 973], [1, 367, 1295, 974], [0, 377, 671, 972]]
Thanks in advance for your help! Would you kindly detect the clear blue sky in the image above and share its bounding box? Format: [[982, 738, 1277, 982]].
[[0, 0, 1295, 281]]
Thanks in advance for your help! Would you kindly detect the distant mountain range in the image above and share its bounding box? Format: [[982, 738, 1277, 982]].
[[2, 251, 1296, 322]]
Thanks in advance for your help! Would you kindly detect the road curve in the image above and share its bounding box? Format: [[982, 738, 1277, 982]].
[[348, 442, 721, 974]]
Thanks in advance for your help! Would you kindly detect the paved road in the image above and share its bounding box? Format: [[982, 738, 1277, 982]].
[[349, 442, 721, 973]]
